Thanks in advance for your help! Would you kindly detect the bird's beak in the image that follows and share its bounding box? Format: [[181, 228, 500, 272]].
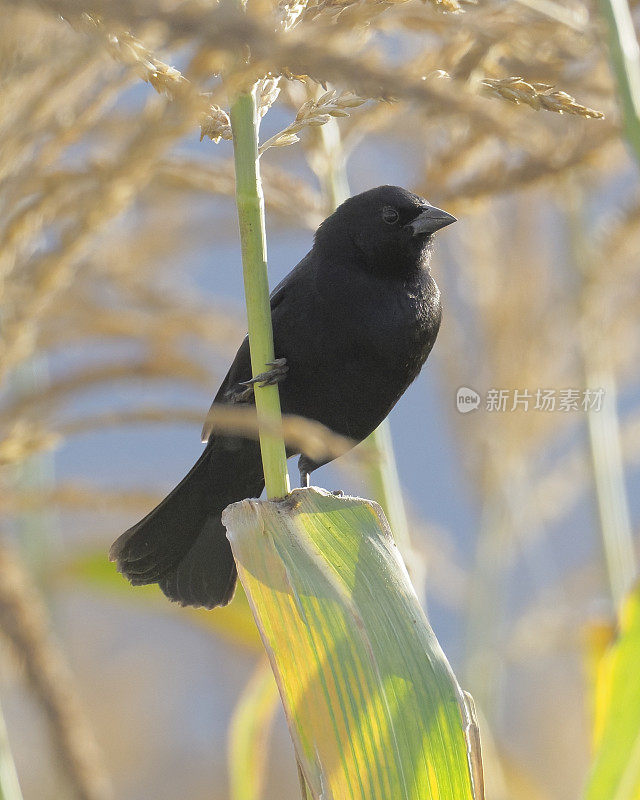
[[405, 205, 457, 236]]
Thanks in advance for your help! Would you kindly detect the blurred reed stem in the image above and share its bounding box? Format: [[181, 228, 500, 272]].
[[230, 87, 290, 499], [463, 477, 510, 720], [228, 658, 279, 800], [364, 422, 414, 565], [514, 0, 587, 30], [316, 115, 415, 579], [0, 697, 23, 800], [584, 371, 636, 610], [0, 541, 113, 800], [13, 358, 55, 581], [599, 0, 640, 162], [567, 189, 636, 613]]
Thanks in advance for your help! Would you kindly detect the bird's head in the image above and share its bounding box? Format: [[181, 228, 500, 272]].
[[314, 185, 456, 278]]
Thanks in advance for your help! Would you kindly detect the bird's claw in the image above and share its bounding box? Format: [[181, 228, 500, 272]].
[[225, 358, 288, 403], [239, 358, 288, 390]]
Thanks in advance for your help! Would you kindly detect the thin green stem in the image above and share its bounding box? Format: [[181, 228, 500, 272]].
[[599, 0, 640, 163], [230, 88, 290, 499], [364, 423, 413, 562], [316, 116, 413, 564]]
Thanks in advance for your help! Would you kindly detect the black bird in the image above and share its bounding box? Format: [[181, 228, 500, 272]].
[[109, 185, 455, 609]]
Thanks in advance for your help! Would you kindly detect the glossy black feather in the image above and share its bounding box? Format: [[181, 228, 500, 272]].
[[110, 185, 450, 608]]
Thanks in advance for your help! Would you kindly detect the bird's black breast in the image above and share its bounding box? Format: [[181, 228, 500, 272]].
[[273, 256, 441, 442]]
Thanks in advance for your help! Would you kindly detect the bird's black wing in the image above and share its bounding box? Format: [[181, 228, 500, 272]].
[[200, 254, 315, 442]]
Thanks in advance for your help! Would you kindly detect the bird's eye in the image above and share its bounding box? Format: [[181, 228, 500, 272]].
[[382, 206, 399, 225]]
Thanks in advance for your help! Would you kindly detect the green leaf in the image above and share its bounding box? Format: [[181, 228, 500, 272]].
[[586, 581, 640, 800], [60, 551, 262, 652], [223, 487, 482, 800]]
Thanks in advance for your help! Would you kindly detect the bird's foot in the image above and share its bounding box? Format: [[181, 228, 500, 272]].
[[240, 358, 288, 390], [298, 454, 315, 488], [227, 358, 288, 402]]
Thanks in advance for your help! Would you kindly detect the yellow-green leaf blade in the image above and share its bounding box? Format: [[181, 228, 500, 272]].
[[586, 581, 640, 800], [223, 486, 481, 800], [228, 657, 280, 800]]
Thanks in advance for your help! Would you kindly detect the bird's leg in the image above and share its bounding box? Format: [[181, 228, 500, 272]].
[[298, 455, 313, 488], [226, 358, 288, 402]]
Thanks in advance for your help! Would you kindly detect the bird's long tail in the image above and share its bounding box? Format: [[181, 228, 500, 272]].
[[109, 437, 264, 609]]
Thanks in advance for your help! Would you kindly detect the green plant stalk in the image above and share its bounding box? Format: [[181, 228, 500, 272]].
[[599, 0, 640, 163], [0, 697, 23, 800], [230, 88, 290, 499], [316, 117, 414, 575]]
